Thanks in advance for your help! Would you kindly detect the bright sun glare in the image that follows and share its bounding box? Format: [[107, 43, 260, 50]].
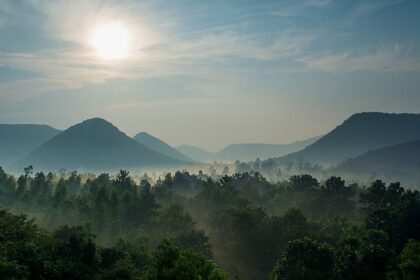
[[91, 22, 131, 60]]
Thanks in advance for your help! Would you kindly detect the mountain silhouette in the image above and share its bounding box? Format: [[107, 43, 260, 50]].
[[215, 136, 320, 162], [175, 145, 214, 162], [133, 132, 197, 163], [176, 136, 320, 162], [18, 118, 187, 172], [336, 139, 420, 184], [278, 112, 420, 166], [0, 124, 61, 167]]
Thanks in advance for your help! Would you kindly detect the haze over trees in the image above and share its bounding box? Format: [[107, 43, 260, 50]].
[[0, 166, 419, 279]]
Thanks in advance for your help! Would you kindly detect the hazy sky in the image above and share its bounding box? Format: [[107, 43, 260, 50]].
[[1, 0, 420, 151]]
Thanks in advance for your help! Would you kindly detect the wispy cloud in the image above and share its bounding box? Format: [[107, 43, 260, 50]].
[[352, 0, 404, 16], [0, 0, 419, 105], [0, 0, 12, 13], [0, 29, 311, 103], [304, 0, 333, 7], [0, 0, 13, 28], [0, 50, 130, 103], [299, 44, 420, 72], [147, 32, 312, 63], [0, 0, 315, 100], [271, 0, 332, 17]]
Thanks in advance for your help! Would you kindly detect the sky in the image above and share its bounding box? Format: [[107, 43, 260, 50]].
[[0, 0, 419, 151]]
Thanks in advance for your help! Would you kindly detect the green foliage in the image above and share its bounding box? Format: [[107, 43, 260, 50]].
[[289, 174, 319, 190], [0, 209, 226, 280], [0, 167, 419, 279], [148, 239, 223, 280], [270, 237, 335, 280], [360, 181, 420, 252], [398, 240, 420, 280]]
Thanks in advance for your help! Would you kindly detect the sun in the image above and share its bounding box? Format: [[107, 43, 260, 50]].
[[91, 22, 131, 60]]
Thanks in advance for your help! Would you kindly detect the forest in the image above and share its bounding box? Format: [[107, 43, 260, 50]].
[[0, 166, 419, 279]]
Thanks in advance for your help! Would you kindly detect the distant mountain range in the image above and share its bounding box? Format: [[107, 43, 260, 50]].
[[276, 112, 420, 166], [133, 132, 197, 163], [336, 139, 420, 184], [17, 118, 187, 172], [175, 136, 320, 162], [217, 136, 321, 162], [175, 145, 216, 162], [3, 119, 319, 172], [0, 124, 61, 166], [2, 112, 420, 181]]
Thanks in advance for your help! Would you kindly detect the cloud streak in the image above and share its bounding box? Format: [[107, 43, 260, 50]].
[[352, 0, 404, 16], [0, 0, 419, 105], [0, 0, 316, 101], [299, 44, 420, 72]]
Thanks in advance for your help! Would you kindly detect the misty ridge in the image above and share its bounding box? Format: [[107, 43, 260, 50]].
[[2, 112, 420, 187]]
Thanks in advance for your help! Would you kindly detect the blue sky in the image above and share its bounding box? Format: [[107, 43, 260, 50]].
[[0, 0, 419, 150]]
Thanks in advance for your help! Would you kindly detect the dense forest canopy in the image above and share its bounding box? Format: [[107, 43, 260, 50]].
[[0, 166, 419, 279]]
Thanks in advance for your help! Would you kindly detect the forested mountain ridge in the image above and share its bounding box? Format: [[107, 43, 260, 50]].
[[133, 132, 197, 163], [17, 118, 187, 172], [0, 124, 61, 167], [277, 112, 420, 165]]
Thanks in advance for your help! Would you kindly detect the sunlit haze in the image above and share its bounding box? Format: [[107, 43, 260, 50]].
[[91, 22, 131, 60]]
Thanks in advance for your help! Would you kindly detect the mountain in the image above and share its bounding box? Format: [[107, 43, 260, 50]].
[[215, 136, 321, 162], [336, 139, 420, 184], [175, 145, 215, 162], [133, 132, 196, 163], [0, 124, 61, 167], [277, 112, 420, 166], [18, 118, 188, 172], [176, 136, 320, 162]]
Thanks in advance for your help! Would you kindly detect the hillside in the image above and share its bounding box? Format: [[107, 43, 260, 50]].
[[336, 139, 420, 184], [133, 132, 196, 163], [278, 112, 420, 166], [0, 124, 61, 167], [18, 118, 187, 172]]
